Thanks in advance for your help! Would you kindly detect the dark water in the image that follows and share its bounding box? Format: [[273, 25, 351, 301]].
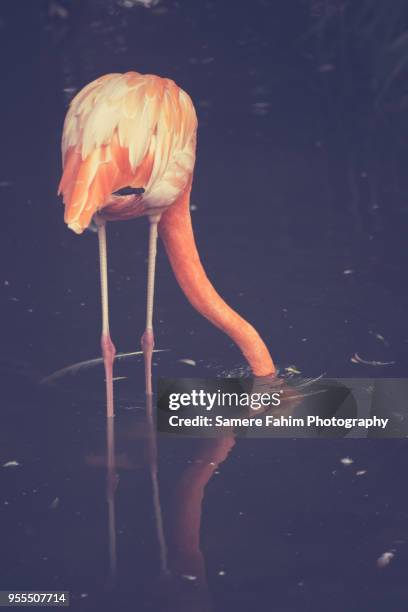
[[1, 1, 408, 610]]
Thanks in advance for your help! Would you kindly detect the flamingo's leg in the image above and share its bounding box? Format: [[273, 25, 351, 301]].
[[141, 214, 161, 395], [97, 218, 116, 418]]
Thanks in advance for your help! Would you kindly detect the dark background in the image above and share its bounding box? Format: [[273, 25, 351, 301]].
[[0, 1, 408, 611]]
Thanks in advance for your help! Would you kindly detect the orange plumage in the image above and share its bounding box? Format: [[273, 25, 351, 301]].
[[59, 71, 197, 233]]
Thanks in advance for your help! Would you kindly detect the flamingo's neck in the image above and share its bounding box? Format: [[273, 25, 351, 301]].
[[158, 185, 276, 377]]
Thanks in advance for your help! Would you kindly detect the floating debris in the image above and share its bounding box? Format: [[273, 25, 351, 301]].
[[218, 570, 226, 576], [285, 365, 301, 375], [340, 457, 354, 466], [351, 353, 395, 366], [48, 2, 68, 18], [182, 575, 197, 581], [343, 269, 354, 275], [356, 470, 367, 476], [0, 181, 12, 187], [112, 376, 127, 381], [178, 358, 197, 366], [119, 0, 160, 7], [2, 460, 20, 468], [50, 497, 60, 510], [252, 102, 270, 116], [377, 551, 395, 568], [369, 331, 388, 346], [317, 63, 335, 72]]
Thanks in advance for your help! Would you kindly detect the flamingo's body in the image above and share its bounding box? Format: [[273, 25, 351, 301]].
[[59, 71, 275, 415], [59, 72, 196, 232]]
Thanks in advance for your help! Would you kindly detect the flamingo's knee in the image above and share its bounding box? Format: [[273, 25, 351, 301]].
[[101, 334, 116, 365], [141, 328, 154, 353]]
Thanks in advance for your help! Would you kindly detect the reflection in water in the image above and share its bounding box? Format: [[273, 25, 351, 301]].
[[101, 394, 169, 593], [106, 415, 118, 586], [103, 405, 168, 595], [98, 365, 332, 609], [163, 436, 235, 612], [60, 347, 315, 601], [145, 392, 169, 576], [101, 372, 235, 610]]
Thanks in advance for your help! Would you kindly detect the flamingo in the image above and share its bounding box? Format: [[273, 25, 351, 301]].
[[58, 71, 276, 417]]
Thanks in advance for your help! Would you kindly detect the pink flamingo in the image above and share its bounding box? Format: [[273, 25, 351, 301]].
[[58, 71, 276, 416]]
